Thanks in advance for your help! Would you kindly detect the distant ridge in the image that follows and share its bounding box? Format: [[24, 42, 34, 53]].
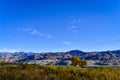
[[1, 49, 120, 65]]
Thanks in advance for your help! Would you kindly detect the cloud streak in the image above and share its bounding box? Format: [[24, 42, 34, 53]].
[[68, 18, 82, 33], [0, 48, 18, 52], [72, 18, 81, 24], [19, 27, 52, 39], [62, 41, 71, 45], [68, 26, 78, 33]]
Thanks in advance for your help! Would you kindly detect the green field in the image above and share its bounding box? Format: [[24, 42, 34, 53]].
[[0, 64, 120, 80]]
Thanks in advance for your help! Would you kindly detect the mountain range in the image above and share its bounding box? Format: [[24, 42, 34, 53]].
[[1, 50, 120, 66]]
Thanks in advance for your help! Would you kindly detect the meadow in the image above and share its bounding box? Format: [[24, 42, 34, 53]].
[[0, 63, 120, 80]]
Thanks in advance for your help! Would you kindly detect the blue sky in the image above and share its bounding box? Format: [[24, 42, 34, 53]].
[[0, 0, 120, 52]]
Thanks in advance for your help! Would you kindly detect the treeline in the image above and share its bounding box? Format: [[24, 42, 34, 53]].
[[0, 63, 120, 80]]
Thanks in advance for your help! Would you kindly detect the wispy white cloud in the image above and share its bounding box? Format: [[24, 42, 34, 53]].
[[66, 18, 84, 38], [68, 26, 78, 33], [62, 41, 71, 45], [19, 27, 53, 39], [69, 18, 82, 33], [0, 48, 18, 52], [72, 18, 81, 24], [30, 29, 39, 35], [68, 18, 85, 33], [71, 26, 77, 29]]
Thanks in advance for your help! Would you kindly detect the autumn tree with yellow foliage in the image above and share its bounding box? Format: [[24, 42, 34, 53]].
[[71, 56, 87, 67]]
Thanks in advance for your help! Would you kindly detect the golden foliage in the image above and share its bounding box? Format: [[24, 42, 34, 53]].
[[71, 56, 87, 67]]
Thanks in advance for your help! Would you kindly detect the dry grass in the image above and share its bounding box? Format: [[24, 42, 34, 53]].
[[0, 64, 120, 80]]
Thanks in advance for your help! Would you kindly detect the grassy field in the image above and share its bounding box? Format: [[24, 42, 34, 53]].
[[0, 64, 120, 80]]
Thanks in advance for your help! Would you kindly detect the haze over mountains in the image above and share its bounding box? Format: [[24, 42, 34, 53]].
[[1, 49, 120, 66]]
